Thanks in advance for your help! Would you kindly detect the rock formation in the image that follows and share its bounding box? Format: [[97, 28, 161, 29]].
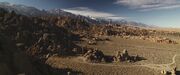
[[114, 49, 140, 62], [83, 48, 105, 63]]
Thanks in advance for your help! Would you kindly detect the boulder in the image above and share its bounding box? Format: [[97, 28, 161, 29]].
[[88, 40, 97, 45], [114, 49, 140, 62], [83, 48, 105, 63]]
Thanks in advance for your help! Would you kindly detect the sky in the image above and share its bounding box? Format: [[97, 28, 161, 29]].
[[1, 0, 180, 27]]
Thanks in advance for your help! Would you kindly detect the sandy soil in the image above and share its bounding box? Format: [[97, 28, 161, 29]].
[[45, 35, 180, 75], [46, 56, 160, 75]]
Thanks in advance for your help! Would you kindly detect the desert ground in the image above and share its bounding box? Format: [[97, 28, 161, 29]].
[[46, 28, 180, 75], [1, 8, 180, 75]]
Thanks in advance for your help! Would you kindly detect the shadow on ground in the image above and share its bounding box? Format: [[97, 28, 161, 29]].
[[33, 60, 83, 75], [104, 55, 146, 63], [176, 71, 180, 75]]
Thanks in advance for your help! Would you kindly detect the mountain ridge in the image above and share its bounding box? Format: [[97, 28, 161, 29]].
[[0, 2, 153, 28]]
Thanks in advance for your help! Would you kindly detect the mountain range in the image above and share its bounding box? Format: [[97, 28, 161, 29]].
[[0, 2, 153, 28]]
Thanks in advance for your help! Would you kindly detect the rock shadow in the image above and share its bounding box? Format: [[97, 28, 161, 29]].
[[104, 55, 146, 63], [176, 71, 180, 75]]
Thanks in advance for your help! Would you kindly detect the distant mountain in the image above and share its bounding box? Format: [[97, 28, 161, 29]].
[[0, 2, 154, 28], [0, 2, 47, 16], [49, 9, 154, 27], [47, 9, 98, 24], [93, 17, 153, 28], [0, 2, 98, 24], [113, 20, 153, 28], [47, 9, 75, 17]]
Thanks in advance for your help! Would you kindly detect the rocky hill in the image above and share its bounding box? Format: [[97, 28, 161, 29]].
[[0, 2, 153, 28], [0, 7, 84, 57], [0, 7, 87, 75]]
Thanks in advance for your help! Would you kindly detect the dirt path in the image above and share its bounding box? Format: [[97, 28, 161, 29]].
[[141, 54, 178, 71], [49, 54, 178, 69], [46, 54, 179, 75], [47, 56, 159, 75], [75, 55, 179, 73], [74, 57, 141, 67]]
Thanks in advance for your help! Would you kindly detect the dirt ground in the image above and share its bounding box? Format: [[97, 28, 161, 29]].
[[46, 56, 160, 75], [46, 33, 180, 75]]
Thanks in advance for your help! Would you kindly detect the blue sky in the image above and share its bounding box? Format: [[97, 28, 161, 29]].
[[1, 0, 180, 27]]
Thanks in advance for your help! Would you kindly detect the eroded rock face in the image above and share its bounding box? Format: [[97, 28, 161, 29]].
[[83, 49, 105, 63]]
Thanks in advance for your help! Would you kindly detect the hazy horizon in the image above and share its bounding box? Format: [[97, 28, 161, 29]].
[[1, 0, 180, 28]]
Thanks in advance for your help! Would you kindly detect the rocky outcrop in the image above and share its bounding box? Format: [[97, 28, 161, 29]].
[[83, 48, 105, 63], [0, 8, 84, 75], [0, 10, 82, 58], [113, 49, 140, 62]]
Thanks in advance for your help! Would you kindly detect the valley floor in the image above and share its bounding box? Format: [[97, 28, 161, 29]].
[[46, 36, 180, 75]]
